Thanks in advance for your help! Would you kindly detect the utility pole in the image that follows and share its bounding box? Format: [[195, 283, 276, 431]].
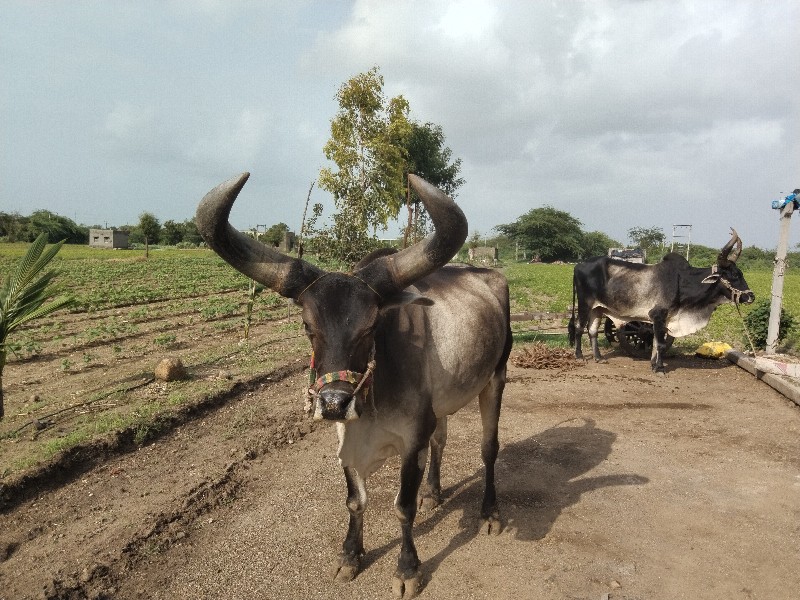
[[766, 189, 799, 354]]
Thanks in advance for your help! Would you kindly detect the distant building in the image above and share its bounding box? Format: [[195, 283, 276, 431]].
[[89, 228, 129, 249]]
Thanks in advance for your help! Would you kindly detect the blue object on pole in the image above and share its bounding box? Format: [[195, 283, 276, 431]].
[[772, 190, 800, 210]]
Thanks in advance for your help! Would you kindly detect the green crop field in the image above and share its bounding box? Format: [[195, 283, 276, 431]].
[[0, 244, 254, 311], [0, 244, 798, 485], [1, 245, 797, 352]]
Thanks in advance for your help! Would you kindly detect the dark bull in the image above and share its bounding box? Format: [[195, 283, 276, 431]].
[[195, 173, 512, 598]]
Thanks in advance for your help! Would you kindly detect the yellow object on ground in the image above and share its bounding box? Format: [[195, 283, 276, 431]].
[[696, 342, 733, 358]]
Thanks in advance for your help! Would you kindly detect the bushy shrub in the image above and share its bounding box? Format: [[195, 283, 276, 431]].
[[743, 299, 796, 349]]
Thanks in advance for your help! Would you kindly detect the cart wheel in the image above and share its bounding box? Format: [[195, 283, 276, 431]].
[[618, 321, 654, 358], [604, 318, 618, 344], [618, 322, 674, 358]]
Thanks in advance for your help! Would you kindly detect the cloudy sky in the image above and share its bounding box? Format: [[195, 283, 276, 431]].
[[2, 1, 798, 251]]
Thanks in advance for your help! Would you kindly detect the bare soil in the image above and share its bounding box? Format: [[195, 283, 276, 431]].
[[1, 307, 799, 600]]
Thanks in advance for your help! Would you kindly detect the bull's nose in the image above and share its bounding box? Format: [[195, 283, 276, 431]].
[[314, 390, 359, 421], [742, 292, 755, 304]]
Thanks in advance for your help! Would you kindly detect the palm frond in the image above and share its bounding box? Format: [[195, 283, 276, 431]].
[[0, 234, 73, 339], [8, 296, 74, 332], [6, 234, 66, 305]]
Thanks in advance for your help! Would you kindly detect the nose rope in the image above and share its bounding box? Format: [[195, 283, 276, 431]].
[[304, 346, 377, 415], [717, 276, 752, 306], [717, 277, 758, 354]]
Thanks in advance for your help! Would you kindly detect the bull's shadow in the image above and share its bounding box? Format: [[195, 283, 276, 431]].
[[606, 348, 737, 374], [360, 418, 647, 578]]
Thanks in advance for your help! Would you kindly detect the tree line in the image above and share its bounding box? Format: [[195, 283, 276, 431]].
[[0, 211, 204, 248]]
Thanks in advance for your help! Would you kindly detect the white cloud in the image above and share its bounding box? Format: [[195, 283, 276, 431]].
[[186, 108, 272, 172], [105, 103, 156, 143]]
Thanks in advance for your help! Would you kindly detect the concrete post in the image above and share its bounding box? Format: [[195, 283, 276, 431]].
[[765, 201, 795, 354]]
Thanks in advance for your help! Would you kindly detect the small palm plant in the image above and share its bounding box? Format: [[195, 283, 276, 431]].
[[0, 234, 74, 419]]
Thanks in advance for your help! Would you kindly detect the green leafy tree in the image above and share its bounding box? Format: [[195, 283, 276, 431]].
[[0, 212, 24, 242], [22, 211, 87, 244], [582, 231, 621, 259], [181, 219, 203, 246], [161, 220, 183, 246], [402, 121, 464, 245], [628, 226, 665, 262], [467, 231, 482, 249], [138, 212, 161, 258], [496, 206, 585, 262], [259, 223, 290, 247], [316, 67, 412, 265], [0, 234, 74, 419]]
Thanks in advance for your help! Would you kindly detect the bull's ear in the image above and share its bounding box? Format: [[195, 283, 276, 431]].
[[701, 273, 720, 284], [381, 290, 435, 309]]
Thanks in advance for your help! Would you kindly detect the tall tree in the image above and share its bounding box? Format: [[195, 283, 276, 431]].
[[24, 211, 87, 244], [0, 212, 25, 242], [582, 231, 621, 259], [496, 206, 585, 262], [138, 212, 161, 258], [260, 222, 290, 247], [181, 219, 203, 246], [402, 122, 464, 245], [316, 67, 412, 265], [161, 220, 183, 246], [627, 226, 665, 261]]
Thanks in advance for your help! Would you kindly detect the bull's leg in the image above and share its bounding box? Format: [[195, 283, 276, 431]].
[[418, 416, 447, 511], [649, 309, 668, 374], [574, 305, 590, 359], [333, 465, 367, 582], [588, 311, 606, 362], [392, 442, 430, 599], [477, 366, 505, 535]]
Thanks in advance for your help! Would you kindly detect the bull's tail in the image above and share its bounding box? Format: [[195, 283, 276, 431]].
[[567, 270, 577, 345]]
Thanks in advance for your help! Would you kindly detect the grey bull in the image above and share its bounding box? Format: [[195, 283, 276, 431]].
[[568, 229, 755, 373], [195, 173, 512, 598]]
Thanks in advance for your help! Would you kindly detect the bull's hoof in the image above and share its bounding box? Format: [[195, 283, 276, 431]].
[[332, 552, 361, 583], [594, 358, 608, 364], [392, 572, 421, 599], [417, 491, 441, 512], [479, 511, 502, 536]]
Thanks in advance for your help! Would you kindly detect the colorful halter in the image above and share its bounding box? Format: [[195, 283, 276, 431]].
[[306, 348, 376, 403]]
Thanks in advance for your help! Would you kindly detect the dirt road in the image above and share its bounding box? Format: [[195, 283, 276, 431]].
[[1, 350, 799, 600]]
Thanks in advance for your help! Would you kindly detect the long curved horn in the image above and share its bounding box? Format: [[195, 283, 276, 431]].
[[729, 229, 743, 263], [357, 174, 468, 294], [718, 228, 742, 264], [195, 173, 323, 298]]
